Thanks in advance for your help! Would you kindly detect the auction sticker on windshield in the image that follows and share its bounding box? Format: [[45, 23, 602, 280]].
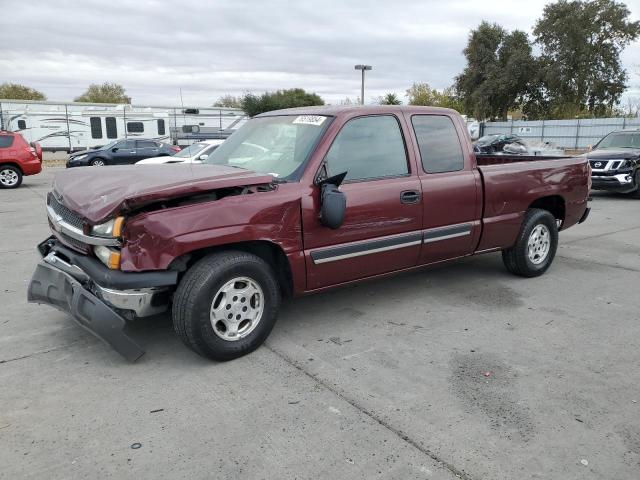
[[292, 115, 327, 126]]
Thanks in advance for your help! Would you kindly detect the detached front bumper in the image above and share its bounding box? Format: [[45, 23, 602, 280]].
[[591, 173, 637, 193], [27, 239, 178, 361]]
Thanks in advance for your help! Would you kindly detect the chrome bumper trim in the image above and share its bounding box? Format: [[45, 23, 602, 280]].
[[42, 249, 169, 318], [94, 285, 168, 318]]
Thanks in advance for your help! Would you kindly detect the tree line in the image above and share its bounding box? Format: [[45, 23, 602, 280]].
[[2, 1, 638, 120]]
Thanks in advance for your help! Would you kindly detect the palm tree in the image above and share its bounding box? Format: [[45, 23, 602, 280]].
[[380, 93, 401, 105]]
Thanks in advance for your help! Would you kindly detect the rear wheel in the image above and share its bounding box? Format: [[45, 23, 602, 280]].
[[90, 158, 106, 166], [632, 171, 640, 199], [0, 165, 23, 189], [502, 208, 558, 277], [172, 251, 281, 361]]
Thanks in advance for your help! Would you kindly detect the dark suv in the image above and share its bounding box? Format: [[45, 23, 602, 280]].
[[66, 139, 180, 167], [586, 129, 640, 197]]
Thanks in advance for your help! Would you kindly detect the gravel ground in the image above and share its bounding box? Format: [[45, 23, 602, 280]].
[[1, 167, 639, 480]]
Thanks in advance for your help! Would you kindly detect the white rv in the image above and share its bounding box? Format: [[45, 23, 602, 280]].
[[0, 100, 247, 152]]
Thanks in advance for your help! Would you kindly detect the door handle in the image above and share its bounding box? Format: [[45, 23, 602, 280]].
[[400, 190, 421, 204]]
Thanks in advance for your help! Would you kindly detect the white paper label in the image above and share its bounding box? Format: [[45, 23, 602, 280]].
[[292, 115, 327, 126]]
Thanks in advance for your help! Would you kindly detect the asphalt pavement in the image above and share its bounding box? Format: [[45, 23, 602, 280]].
[[1, 167, 639, 480]]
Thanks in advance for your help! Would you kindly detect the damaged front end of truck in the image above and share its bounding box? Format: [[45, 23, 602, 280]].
[[27, 164, 277, 361]]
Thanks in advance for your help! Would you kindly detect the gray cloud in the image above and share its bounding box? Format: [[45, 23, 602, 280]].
[[1, 0, 639, 106]]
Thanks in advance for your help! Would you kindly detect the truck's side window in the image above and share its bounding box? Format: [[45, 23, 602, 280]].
[[17, 120, 26, 130], [90, 117, 102, 139], [411, 115, 464, 174], [325, 115, 408, 181]]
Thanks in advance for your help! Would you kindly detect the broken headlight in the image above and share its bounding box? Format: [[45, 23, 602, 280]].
[[91, 217, 124, 238]]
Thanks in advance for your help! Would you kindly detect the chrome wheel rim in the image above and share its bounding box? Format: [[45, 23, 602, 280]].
[[527, 224, 551, 265], [0, 168, 19, 186], [91, 159, 105, 166], [210, 276, 264, 341]]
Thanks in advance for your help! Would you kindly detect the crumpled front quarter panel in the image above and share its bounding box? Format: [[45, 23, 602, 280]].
[[120, 184, 303, 272]]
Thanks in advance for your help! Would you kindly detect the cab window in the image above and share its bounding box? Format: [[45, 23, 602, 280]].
[[411, 115, 464, 174], [325, 115, 408, 181]]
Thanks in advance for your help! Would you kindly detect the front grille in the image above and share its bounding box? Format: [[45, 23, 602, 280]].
[[589, 160, 609, 170], [47, 192, 84, 230], [47, 191, 91, 252], [59, 231, 90, 252]]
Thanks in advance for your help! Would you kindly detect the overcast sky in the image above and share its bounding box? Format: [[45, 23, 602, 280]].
[[1, 0, 639, 107]]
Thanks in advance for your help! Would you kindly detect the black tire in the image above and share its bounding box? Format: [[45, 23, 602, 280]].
[[90, 158, 106, 166], [0, 165, 23, 189], [502, 208, 558, 278], [631, 170, 640, 199], [172, 251, 281, 361]]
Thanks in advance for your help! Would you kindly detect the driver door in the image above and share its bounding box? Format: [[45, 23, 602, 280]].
[[111, 140, 137, 164], [302, 115, 423, 290]]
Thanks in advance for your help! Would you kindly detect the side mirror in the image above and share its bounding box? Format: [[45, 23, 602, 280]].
[[111, 148, 119, 152], [199, 154, 208, 160], [316, 171, 348, 230], [320, 184, 346, 229]]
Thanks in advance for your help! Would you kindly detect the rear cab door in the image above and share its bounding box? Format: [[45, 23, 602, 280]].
[[403, 111, 482, 264], [302, 112, 423, 290]]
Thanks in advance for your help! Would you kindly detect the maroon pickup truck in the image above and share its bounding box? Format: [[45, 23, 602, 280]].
[[28, 106, 590, 361]]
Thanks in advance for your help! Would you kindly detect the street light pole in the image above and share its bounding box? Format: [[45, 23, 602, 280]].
[[354, 65, 372, 105]]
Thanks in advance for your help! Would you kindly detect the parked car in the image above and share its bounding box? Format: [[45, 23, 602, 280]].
[[66, 139, 180, 167], [501, 140, 564, 157], [136, 139, 225, 165], [28, 106, 590, 362], [474, 134, 524, 153], [0, 130, 42, 188], [585, 129, 640, 197]]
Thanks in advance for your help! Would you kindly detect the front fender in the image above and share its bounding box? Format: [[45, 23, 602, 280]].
[[120, 188, 303, 272]]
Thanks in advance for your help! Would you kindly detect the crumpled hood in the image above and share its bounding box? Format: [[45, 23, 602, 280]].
[[52, 164, 274, 224]]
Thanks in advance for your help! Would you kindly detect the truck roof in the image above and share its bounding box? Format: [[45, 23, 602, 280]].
[[256, 105, 460, 117]]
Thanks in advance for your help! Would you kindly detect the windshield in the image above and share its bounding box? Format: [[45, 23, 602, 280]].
[[596, 132, 640, 149], [174, 142, 208, 158], [203, 115, 330, 179], [99, 140, 119, 150]]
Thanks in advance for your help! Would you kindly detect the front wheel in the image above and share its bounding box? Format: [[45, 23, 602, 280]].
[[502, 208, 558, 277], [90, 158, 106, 166], [172, 251, 281, 361], [0, 165, 23, 189]]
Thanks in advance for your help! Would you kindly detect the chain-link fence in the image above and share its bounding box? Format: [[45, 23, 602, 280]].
[[481, 117, 640, 150]]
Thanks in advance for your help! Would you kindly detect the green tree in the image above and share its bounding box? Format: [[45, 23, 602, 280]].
[[74, 82, 130, 103], [241, 88, 324, 117], [213, 94, 243, 108], [455, 22, 537, 120], [379, 93, 402, 105], [534, 0, 640, 118], [0, 83, 46, 100], [405, 83, 463, 112]]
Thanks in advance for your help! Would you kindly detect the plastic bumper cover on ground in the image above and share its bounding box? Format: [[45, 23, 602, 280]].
[[28, 260, 145, 362]]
